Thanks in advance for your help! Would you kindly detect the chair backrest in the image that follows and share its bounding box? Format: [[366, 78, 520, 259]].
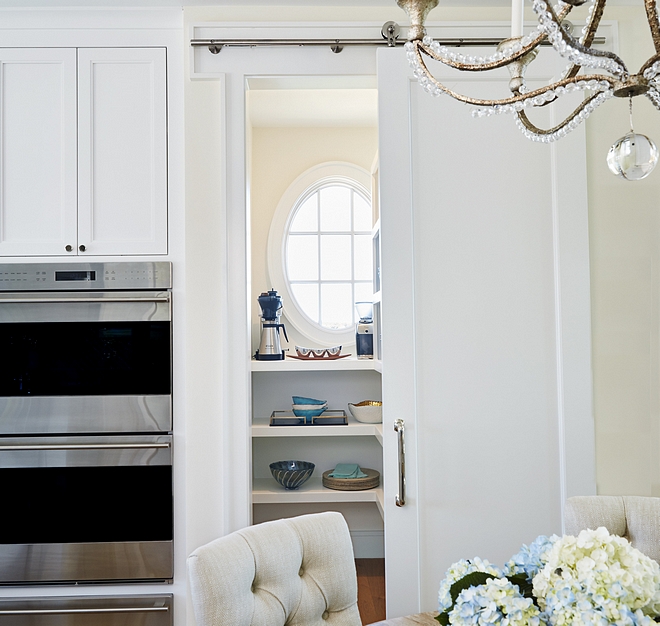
[[187, 511, 362, 626], [564, 495, 660, 563]]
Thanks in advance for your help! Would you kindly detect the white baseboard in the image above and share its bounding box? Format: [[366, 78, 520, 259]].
[[350, 530, 384, 558]]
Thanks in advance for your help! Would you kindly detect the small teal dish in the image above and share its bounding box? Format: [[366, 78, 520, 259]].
[[292, 396, 326, 406], [269, 460, 315, 490]]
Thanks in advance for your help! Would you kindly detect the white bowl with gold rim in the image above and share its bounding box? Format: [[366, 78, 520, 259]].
[[348, 401, 382, 424]]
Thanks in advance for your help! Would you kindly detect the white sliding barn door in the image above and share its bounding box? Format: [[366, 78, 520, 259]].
[[377, 47, 596, 616]]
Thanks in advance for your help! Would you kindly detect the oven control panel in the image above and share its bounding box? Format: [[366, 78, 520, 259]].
[[0, 262, 172, 290]]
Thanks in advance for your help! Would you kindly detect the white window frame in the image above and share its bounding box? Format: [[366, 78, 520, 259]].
[[267, 161, 372, 347]]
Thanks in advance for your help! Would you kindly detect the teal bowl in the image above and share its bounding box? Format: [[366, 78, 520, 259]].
[[269, 460, 315, 490], [292, 396, 326, 406]]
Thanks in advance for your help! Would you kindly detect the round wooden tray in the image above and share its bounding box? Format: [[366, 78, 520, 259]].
[[322, 468, 380, 491]]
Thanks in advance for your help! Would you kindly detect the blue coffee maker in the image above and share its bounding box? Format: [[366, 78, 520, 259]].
[[255, 290, 288, 360]]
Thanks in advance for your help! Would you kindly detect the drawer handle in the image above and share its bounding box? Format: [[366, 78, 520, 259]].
[[394, 419, 406, 507], [0, 296, 169, 304], [0, 607, 169, 615], [0, 443, 170, 451]]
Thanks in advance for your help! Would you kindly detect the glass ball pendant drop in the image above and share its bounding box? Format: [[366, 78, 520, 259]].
[[607, 98, 658, 181]]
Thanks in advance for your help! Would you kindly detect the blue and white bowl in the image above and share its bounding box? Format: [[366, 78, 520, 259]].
[[269, 460, 315, 490], [292, 405, 327, 424]]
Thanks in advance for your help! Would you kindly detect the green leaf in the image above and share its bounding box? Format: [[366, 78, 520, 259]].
[[449, 571, 496, 603], [506, 573, 534, 599], [435, 612, 450, 625]]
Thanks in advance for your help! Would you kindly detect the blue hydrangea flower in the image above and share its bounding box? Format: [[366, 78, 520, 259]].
[[504, 535, 560, 581], [448, 577, 541, 626], [438, 558, 503, 612]]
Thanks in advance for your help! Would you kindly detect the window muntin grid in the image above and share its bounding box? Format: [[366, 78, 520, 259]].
[[285, 181, 372, 331]]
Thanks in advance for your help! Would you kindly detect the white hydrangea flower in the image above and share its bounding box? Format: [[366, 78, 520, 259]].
[[532, 527, 660, 625]]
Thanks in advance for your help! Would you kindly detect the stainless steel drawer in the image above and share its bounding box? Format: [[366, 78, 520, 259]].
[[0, 595, 173, 626]]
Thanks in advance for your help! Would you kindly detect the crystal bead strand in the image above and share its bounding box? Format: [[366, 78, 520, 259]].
[[531, 0, 626, 77], [643, 60, 660, 82], [646, 87, 660, 111], [421, 31, 542, 69], [406, 42, 612, 113], [514, 89, 613, 141], [470, 79, 611, 118]]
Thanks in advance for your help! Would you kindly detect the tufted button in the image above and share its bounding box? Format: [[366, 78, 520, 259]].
[[322, 611, 329, 620], [298, 568, 304, 577]]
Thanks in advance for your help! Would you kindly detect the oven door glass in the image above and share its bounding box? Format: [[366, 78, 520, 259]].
[[0, 321, 171, 396]]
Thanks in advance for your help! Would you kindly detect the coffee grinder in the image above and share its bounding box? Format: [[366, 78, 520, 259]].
[[355, 301, 374, 360], [255, 289, 288, 360]]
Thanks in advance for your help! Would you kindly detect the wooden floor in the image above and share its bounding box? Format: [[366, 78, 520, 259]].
[[356, 558, 386, 625]]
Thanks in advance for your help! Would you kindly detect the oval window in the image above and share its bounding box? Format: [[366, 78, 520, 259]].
[[268, 163, 373, 346]]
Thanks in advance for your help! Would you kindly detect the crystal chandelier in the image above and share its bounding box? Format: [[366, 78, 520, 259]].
[[397, 0, 660, 179]]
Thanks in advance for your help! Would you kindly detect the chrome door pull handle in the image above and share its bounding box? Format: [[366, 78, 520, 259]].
[[394, 418, 406, 507], [0, 443, 170, 451]]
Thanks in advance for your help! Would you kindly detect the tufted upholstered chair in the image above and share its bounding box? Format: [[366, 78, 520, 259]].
[[187, 511, 362, 626], [564, 495, 660, 563]]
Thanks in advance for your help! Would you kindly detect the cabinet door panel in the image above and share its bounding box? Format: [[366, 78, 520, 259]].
[[77, 48, 167, 255], [0, 49, 77, 256]]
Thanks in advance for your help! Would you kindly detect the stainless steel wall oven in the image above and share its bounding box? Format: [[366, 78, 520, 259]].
[[0, 262, 173, 585]]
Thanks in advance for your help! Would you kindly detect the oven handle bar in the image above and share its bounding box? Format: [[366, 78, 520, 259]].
[[0, 443, 170, 451], [0, 296, 170, 304], [0, 607, 169, 615]]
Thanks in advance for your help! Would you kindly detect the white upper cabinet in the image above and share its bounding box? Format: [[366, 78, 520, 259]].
[[77, 48, 167, 256], [0, 47, 167, 257], [0, 49, 78, 256]]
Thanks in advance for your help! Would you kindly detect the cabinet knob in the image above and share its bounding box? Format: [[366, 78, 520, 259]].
[[79, 245, 86, 252], [65, 245, 73, 252]]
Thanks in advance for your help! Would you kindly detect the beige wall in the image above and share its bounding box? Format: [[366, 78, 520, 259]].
[[585, 8, 660, 495], [249, 126, 378, 352]]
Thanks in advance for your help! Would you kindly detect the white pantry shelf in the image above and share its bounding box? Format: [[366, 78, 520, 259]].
[[252, 418, 383, 442], [251, 356, 377, 372], [253, 478, 384, 514]]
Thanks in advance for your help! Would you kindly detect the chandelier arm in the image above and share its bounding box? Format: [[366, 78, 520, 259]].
[[415, 4, 572, 73], [644, 0, 660, 54], [515, 92, 605, 135], [534, 0, 628, 76], [412, 46, 615, 106], [580, 0, 607, 48], [418, 37, 544, 72], [565, 0, 607, 79]]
